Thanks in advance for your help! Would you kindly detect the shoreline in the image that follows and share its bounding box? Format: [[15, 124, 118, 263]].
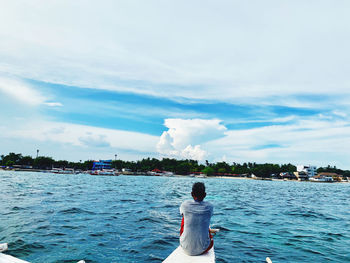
[[1, 169, 349, 183], [214, 175, 350, 183]]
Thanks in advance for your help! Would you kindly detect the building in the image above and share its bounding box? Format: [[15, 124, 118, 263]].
[[92, 160, 112, 170], [279, 172, 297, 180], [318, 172, 342, 182], [294, 171, 308, 181], [297, 165, 317, 177]]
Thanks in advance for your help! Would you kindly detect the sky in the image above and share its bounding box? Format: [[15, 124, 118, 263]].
[[0, 0, 350, 169]]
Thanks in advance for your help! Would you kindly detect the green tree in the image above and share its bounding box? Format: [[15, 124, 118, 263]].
[[111, 160, 124, 170], [55, 160, 69, 168], [19, 156, 34, 166], [281, 163, 296, 172], [217, 168, 226, 174], [201, 166, 214, 176], [33, 156, 55, 169], [83, 160, 94, 170], [251, 163, 281, 178], [5, 160, 15, 167], [161, 158, 178, 172], [1, 153, 22, 166], [233, 163, 250, 175], [214, 162, 231, 173], [175, 162, 191, 175]]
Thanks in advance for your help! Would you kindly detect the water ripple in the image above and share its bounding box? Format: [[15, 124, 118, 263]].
[[60, 207, 96, 215]]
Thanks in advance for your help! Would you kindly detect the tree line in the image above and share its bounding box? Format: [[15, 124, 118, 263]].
[[1, 152, 349, 177], [0, 152, 94, 171]]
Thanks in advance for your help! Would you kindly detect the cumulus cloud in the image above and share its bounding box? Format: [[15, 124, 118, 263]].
[[157, 118, 226, 160], [157, 131, 177, 156], [181, 145, 207, 161]]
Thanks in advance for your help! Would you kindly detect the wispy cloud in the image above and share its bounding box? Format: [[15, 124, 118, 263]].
[[205, 116, 350, 168], [0, 119, 159, 161], [0, 77, 46, 106], [79, 134, 111, 148], [44, 102, 63, 107], [0, 76, 62, 107], [1, 1, 350, 102]]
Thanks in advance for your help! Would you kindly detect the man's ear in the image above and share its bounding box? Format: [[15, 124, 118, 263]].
[[191, 192, 197, 200]]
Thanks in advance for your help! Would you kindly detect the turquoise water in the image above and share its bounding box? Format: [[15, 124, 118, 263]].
[[0, 171, 349, 263]]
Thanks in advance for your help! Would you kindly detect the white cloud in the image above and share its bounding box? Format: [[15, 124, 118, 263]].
[[204, 117, 350, 168], [0, 120, 159, 161], [181, 145, 207, 161], [157, 118, 226, 160], [0, 1, 350, 103], [0, 76, 62, 107], [157, 131, 177, 156], [164, 118, 227, 148], [79, 134, 111, 148], [0, 77, 46, 106], [332, 110, 347, 118], [44, 102, 63, 107]]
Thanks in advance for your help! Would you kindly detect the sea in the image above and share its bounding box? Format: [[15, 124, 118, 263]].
[[0, 171, 349, 263]]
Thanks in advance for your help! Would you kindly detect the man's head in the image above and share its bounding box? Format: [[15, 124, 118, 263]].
[[191, 182, 206, 201]]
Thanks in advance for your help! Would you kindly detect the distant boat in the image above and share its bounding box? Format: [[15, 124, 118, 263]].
[[163, 171, 174, 177], [90, 170, 119, 176], [147, 169, 174, 176], [309, 176, 333, 182], [196, 174, 207, 178], [121, 168, 133, 175], [51, 168, 75, 174]]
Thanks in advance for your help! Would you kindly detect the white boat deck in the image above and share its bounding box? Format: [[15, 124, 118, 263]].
[[0, 253, 30, 263], [0, 244, 85, 263], [163, 246, 215, 263]]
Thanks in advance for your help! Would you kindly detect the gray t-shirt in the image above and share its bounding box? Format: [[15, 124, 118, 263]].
[[179, 200, 213, 256]]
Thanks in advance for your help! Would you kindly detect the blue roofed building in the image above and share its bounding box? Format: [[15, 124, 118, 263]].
[[92, 160, 112, 170]]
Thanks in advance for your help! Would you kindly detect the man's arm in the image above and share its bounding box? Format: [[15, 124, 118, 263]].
[[209, 228, 219, 236], [180, 216, 184, 236]]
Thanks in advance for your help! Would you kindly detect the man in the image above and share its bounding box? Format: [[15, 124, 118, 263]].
[[179, 182, 214, 256]]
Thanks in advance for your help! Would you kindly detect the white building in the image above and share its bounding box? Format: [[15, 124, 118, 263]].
[[297, 165, 317, 177]]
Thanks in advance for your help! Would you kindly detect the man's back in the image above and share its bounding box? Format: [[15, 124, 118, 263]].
[[180, 200, 213, 256]]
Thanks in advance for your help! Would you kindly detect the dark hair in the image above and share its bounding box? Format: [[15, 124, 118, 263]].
[[192, 182, 206, 201]]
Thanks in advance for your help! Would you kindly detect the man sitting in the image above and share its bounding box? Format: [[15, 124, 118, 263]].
[[179, 182, 214, 256]]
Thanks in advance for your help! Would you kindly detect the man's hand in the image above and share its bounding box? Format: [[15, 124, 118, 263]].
[[209, 228, 219, 236]]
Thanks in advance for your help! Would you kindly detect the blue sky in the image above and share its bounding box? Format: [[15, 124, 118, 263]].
[[0, 1, 350, 169]]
